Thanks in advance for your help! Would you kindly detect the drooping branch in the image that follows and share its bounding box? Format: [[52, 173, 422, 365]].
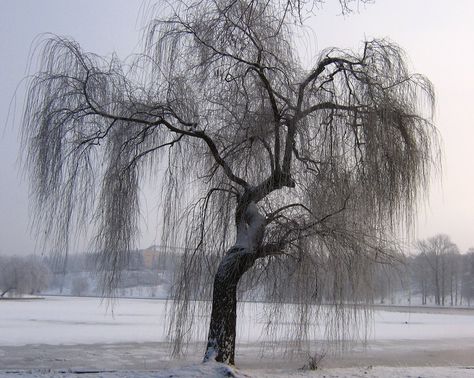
[[297, 56, 362, 111], [265, 202, 314, 223], [22, 0, 439, 361]]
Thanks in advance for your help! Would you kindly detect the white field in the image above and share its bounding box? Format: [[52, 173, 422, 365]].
[[1, 296, 474, 377]]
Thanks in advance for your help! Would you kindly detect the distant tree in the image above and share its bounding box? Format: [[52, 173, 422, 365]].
[[0, 256, 50, 297], [461, 249, 474, 306], [71, 275, 89, 296], [21, 0, 438, 364], [28, 256, 51, 294], [373, 258, 407, 305], [416, 234, 459, 306], [410, 252, 432, 305], [0, 256, 18, 297], [446, 250, 462, 306]]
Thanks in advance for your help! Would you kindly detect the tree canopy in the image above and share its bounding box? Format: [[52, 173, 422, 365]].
[[22, 0, 439, 364]]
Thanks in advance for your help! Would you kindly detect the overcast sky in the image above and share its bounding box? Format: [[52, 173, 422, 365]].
[[1, 0, 473, 256]]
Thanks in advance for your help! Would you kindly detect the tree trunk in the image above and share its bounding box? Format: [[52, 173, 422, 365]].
[[455, 277, 458, 306], [203, 201, 266, 365], [422, 281, 427, 305], [435, 269, 440, 305], [450, 275, 454, 306], [203, 249, 255, 364]]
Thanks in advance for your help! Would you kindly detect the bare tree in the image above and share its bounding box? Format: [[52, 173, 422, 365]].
[[411, 252, 432, 305], [21, 0, 438, 364], [416, 234, 459, 306], [373, 258, 407, 305], [0, 256, 50, 297], [71, 275, 90, 296], [446, 250, 462, 306], [461, 248, 474, 306], [0, 256, 18, 297]]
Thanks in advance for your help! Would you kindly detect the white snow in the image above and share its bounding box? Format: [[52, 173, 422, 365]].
[[234, 202, 266, 251], [0, 362, 243, 378], [372, 308, 474, 341], [0, 297, 168, 346], [3, 297, 474, 346], [2, 364, 474, 377], [1, 297, 474, 377]]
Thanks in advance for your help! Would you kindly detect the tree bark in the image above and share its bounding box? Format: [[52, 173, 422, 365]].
[[203, 248, 256, 364], [203, 201, 265, 365]]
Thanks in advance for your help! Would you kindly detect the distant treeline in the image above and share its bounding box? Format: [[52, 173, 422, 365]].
[[2, 235, 473, 306], [373, 235, 474, 306], [0, 255, 50, 297]]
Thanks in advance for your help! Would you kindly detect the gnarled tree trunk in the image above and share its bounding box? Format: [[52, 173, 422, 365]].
[[203, 202, 265, 364], [203, 249, 256, 364]]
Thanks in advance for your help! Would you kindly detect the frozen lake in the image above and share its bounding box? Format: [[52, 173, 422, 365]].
[[2, 296, 474, 346], [1, 296, 474, 376]]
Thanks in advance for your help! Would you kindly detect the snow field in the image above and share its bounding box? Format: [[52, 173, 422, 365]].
[[2, 297, 474, 346], [1, 296, 474, 376]]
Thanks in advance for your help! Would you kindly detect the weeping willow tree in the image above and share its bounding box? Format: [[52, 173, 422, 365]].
[[22, 0, 438, 365]]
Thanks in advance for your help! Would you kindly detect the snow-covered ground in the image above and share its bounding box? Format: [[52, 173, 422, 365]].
[[1, 296, 474, 377]]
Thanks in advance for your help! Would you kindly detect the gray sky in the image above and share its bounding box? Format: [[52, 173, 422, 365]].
[[1, 0, 473, 256]]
